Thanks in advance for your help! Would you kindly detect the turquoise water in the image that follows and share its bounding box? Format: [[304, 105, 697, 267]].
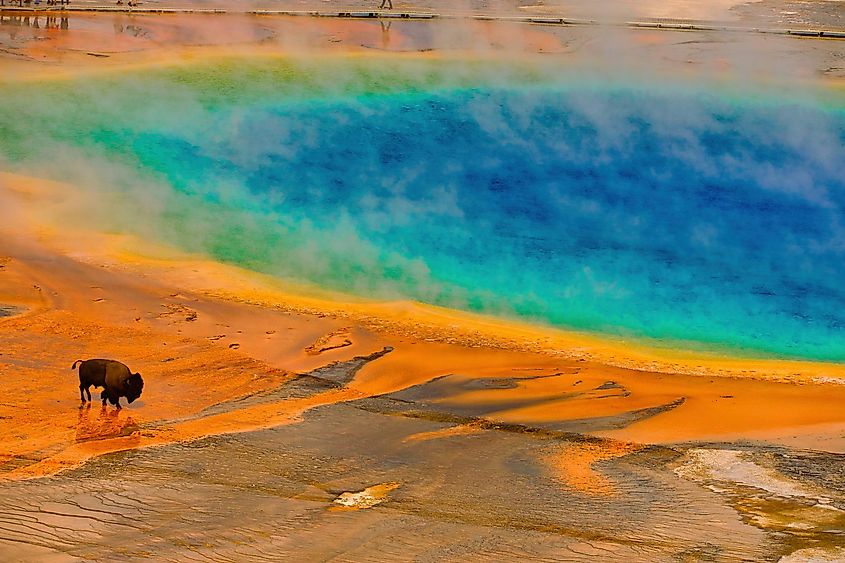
[[2, 62, 844, 360]]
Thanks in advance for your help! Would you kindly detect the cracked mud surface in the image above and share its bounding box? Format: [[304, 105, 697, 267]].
[[1, 340, 844, 561], [2, 394, 843, 561]]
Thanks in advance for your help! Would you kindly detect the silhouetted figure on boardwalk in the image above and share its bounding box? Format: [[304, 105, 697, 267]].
[[380, 0, 393, 9]]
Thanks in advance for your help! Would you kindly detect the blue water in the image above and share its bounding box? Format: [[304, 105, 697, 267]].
[[25, 85, 845, 360]]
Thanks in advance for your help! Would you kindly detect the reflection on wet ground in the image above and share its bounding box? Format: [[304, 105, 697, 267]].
[[0, 350, 843, 561], [1, 11, 843, 83], [0, 14, 67, 29]]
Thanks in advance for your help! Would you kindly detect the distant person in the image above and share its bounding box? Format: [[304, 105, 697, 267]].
[[379, 0, 392, 9]]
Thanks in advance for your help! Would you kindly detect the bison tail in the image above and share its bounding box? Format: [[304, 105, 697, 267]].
[[71, 360, 83, 370]]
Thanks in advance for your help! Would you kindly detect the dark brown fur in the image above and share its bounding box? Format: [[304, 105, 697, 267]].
[[72, 359, 144, 409]]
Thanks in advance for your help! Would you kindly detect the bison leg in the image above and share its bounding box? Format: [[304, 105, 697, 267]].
[[86, 386, 92, 401], [79, 384, 87, 403], [101, 390, 107, 406]]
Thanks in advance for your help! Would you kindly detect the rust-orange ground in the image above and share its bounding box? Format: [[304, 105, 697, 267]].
[[2, 171, 845, 490]]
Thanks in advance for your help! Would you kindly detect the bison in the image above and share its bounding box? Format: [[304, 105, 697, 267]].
[[71, 359, 144, 409]]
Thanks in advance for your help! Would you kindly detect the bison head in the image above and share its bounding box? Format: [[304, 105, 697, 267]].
[[125, 372, 144, 404]]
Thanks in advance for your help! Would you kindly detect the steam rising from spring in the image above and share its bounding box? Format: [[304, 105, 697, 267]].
[[1, 33, 844, 360]]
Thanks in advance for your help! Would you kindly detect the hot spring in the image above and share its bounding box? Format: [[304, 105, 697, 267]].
[[1, 56, 844, 361]]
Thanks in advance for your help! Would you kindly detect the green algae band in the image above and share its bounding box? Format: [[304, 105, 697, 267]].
[[1, 57, 844, 361]]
